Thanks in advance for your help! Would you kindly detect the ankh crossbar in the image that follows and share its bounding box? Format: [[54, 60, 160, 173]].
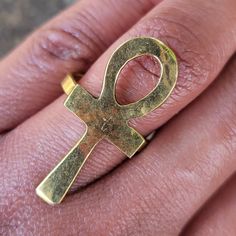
[[36, 37, 178, 205]]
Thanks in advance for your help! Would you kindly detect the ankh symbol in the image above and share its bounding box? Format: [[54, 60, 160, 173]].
[[36, 37, 178, 205]]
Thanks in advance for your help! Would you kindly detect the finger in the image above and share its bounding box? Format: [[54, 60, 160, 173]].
[[0, 0, 159, 131], [2, 45, 236, 235], [182, 174, 236, 236], [2, 0, 236, 193]]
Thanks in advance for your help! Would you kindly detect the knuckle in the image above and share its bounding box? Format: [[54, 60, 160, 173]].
[[29, 10, 107, 73], [134, 13, 213, 97], [32, 28, 92, 69]]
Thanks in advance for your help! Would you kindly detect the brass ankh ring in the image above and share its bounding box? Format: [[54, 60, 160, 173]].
[[36, 37, 178, 205]]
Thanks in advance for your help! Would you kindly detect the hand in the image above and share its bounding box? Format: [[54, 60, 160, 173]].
[[0, 0, 236, 235]]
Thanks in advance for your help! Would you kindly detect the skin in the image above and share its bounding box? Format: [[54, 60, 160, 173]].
[[0, 0, 236, 235]]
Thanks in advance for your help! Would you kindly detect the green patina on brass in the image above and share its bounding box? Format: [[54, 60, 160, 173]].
[[36, 37, 178, 205]]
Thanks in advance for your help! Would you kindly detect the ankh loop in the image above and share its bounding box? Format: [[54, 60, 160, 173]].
[[36, 37, 178, 205]]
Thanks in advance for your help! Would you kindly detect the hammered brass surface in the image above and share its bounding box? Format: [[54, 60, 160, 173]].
[[36, 37, 178, 205]]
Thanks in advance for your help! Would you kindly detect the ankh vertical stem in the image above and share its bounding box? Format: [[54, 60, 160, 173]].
[[36, 130, 100, 204]]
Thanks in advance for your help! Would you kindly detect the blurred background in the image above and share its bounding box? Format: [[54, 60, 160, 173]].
[[0, 0, 74, 57]]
